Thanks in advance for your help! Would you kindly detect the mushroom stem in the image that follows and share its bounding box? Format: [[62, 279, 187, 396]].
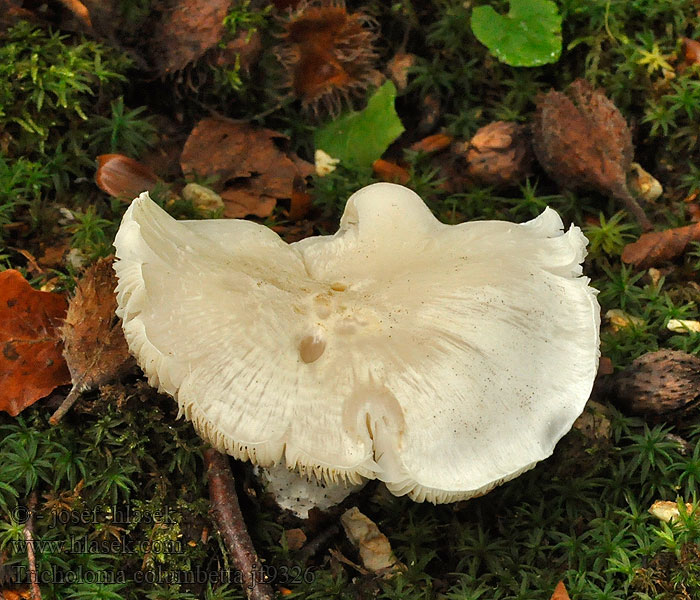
[[204, 449, 275, 600]]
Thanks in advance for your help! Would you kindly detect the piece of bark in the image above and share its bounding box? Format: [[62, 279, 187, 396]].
[[533, 79, 651, 230], [608, 350, 700, 418], [204, 449, 274, 600], [50, 258, 134, 424], [621, 222, 700, 268]]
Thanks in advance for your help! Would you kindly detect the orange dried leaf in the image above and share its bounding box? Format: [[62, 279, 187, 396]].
[[372, 159, 410, 184], [621, 222, 700, 268], [96, 154, 161, 200], [550, 581, 571, 600], [0, 270, 70, 417], [410, 133, 453, 153], [180, 118, 313, 219], [682, 38, 700, 67]]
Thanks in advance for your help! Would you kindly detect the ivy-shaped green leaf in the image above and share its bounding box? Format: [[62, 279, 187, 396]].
[[314, 81, 405, 170], [471, 0, 562, 67]]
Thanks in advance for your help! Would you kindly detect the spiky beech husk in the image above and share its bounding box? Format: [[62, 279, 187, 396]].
[[275, 0, 381, 115]]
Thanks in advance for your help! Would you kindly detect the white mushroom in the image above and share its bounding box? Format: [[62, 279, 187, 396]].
[[113, 182, 600, 504]]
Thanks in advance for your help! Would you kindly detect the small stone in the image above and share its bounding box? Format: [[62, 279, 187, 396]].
[[182, 183, 224, 213]]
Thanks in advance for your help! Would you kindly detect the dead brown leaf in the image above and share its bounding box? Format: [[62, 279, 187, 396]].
[[550, 581, 571, 600], [682, 38, 700, 68], [96, 154, 161, 200], [533, 79, 651, 229], [0, 270, 71, 417], [460, 121, 533, 187], [180, 118, 313, 219], [409, 133, 453, 154], [621, 222, 700, 268], [151, 0, 230, 74], [372, 159, 410, 185], [608, 349, 700, 418], [50, 257, 134, 424]]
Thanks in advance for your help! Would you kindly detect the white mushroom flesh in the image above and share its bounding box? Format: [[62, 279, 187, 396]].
[[113, 183, 600, 503]]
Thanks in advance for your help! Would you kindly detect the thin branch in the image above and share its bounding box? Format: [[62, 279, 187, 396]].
[[204, 449, 274, 600], [23, 491, 41, 600], [49, 383, 82, 426]]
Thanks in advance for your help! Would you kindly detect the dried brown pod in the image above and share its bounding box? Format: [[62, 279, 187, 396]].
[[608, 349, 700, 418], [532, 79, 651, 230], [276, 1, 381, 114], [459, 121, 533, 187], [50, 257, 135, 424]]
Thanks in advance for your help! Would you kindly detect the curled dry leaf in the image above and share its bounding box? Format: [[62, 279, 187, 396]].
[[533, 79, 651, 229], [608, 349, 700, 418], [0, 270, 70, 417], [96, 154, 161, 200], [150, 0, 230, 74], [649, 500, 694, 523], [50, 257, 134, 424], [460, 121, 533, 187], [681, 38, 700, 68], [386, 52, 415, 92], [340, 507, 404, 576], [180, 118, 314, 219], [409, 133, 453, 154], [621, 222, 700, 268]]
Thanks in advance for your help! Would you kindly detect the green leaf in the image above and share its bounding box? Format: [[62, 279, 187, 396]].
[[471, 0, 562, 67], [314, 81, 405, 170]]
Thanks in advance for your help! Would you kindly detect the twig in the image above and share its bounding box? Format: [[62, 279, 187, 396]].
[[23, 491, 42, 600], [204, 449, 274, 600], [296, 524, 339, 565], [618, 189, 653, 232], [49, 384, 82, 426]]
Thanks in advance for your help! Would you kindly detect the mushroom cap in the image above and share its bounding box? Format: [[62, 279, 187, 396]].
[[113, 183, 600, 503]]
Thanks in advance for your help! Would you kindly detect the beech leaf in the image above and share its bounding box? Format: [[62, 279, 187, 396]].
[[0, 270, 70, 417]]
